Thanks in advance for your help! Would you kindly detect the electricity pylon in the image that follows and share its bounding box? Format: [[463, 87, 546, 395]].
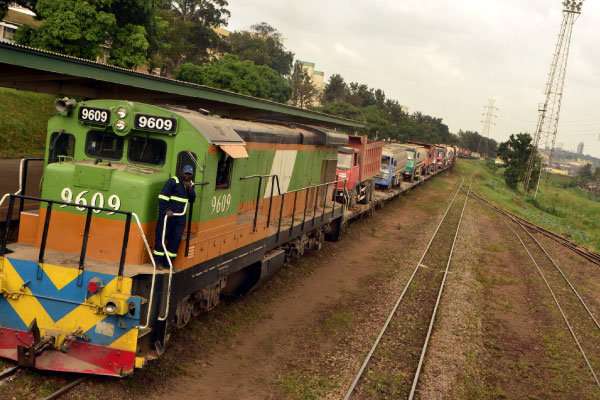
[[476, 99, 498, 159], [523, 0, 583, 199]]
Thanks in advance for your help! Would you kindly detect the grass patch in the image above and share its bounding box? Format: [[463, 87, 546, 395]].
[[276, 372, 339, 400], [320, 308, 354, 335], [0, 88, 56, 157], [457, 159, 600, 252]]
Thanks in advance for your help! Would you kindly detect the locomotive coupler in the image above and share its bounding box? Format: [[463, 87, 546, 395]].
[[16, 319, 54, 367]]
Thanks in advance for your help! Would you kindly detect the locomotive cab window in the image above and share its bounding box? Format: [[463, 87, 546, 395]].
[[48, 131, 75, 164], [128, 136, 166, 166], [176, 151, 198, 180], [215, 155, 232, 190], [85, 130, 124, 160]]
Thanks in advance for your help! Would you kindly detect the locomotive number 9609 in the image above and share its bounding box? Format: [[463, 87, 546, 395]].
[[60, 187, 121, 215], [79, 107, 110, 125], [134, 114, 177, 133]]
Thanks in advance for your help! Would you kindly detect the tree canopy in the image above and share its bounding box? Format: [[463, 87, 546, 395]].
[[497, 133, 540, 190], [456, 130, 498, 158], [14, 0, 157, 68], [174, 54, 291, 103], [226, 23, 294, 76]]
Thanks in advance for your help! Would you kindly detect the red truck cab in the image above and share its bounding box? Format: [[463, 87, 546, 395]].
[[335, 135, 383, 207]]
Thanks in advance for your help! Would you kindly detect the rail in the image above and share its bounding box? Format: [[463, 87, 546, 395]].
[[344, 177, 464, 399]]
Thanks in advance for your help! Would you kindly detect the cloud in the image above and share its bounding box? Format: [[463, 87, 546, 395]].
[[226, 0, 600, 157], [333, 42, 365, 65]]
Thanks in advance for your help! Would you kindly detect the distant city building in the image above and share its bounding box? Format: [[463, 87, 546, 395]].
[[0, 6, 41, 43], [577, 141, 584, 154]]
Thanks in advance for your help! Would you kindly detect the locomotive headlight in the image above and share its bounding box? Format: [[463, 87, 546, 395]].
[[115, 119, 126, 131], [105, 301, 118, 315], [117, 107, 128, 118]]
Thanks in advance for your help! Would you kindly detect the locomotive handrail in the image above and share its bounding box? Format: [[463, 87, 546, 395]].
[[158, 202, 188, 322], [240, 174, 281, 232], [1, 194, 141, 284], [1, 191, 159, 328], [275, 178, 347, 241]]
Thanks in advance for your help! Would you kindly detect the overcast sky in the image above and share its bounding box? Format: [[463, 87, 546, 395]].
[[226, 0, 600, 158]]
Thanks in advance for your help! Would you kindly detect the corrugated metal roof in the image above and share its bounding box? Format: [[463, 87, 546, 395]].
[[0, 42, 364, 130]]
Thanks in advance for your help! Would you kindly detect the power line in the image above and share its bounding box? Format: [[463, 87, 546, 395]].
[[476, 99, 498, 158]]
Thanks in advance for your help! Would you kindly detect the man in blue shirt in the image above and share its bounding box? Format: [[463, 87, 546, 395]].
[[153, 165, 196, 269]]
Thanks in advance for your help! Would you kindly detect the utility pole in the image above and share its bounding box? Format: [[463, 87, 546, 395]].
[[523, 0, 584, 199], [476, 99, 498, 159]]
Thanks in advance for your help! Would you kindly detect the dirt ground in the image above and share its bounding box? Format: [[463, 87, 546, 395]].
[[5, 171, 600, 399]]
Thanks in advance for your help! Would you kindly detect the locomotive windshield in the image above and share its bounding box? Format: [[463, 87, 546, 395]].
[[85, 130, 124, 160], [48, 131, 75, 164], [337, 153, 352, 169], [128, 136, 166, 166]]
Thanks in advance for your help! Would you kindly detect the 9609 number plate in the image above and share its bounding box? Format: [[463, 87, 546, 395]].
[[79, 107, 111, 125], [134, 114, 177, 133]]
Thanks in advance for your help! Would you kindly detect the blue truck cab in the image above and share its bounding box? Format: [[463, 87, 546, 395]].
[[375, 145, 408, 190]]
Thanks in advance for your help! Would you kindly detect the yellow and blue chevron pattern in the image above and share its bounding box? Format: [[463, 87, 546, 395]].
[[0, 256, 141, 375]]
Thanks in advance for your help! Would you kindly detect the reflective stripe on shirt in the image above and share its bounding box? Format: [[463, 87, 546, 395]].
[[170, 196, 188, 203]]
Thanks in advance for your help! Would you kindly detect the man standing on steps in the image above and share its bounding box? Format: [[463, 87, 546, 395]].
[[153, 165, 196, 269]]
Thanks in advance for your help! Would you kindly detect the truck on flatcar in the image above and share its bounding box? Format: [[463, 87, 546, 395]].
[[0, 99, 349, 377], [406, 141, 436, 176], [335, 135, 383, 207], [396, 144, 428, 182], [374, 145, 408, 190]]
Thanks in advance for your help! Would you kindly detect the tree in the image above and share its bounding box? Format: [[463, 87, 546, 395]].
[[457, 130, 498, 158], [497, 133, 540, 190], [227, 22, 294, 76], [157, 0, 230, 73], [14, 0, 157, 68], [320, 102, 364, 122], [290, 60, 318, 108], [174, 55, 291, 103], [322, 74, 348, 104], [578, 163, 593, 180]]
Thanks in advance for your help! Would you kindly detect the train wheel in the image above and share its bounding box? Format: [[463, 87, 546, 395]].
[[182, 301, 192, 326]]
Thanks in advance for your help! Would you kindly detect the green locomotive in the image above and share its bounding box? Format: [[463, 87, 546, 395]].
[[0, 99, 348, 376]]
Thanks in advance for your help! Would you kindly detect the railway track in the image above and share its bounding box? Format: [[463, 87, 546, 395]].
[[472, 191, 600, 392], [0, 364, 85, 399], [0, 365, 20, 386], [469, 190, 600, 267], [40, 377, 86, 400], [344, 179, 470, 399]]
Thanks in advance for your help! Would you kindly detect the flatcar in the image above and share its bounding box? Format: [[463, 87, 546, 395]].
[[0, 99, 348, 376]]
